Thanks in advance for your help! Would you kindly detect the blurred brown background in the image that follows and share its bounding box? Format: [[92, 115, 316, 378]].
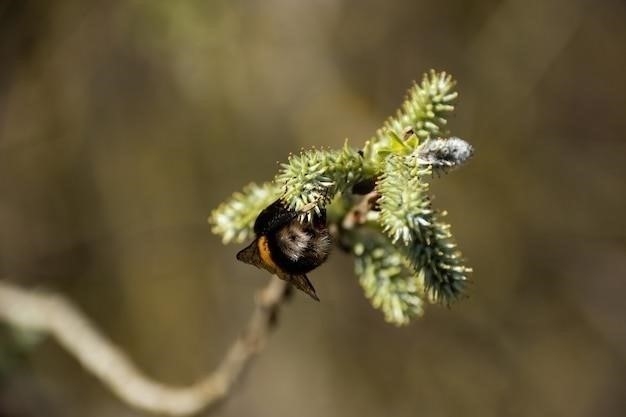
[[1, 0, 625, 416]]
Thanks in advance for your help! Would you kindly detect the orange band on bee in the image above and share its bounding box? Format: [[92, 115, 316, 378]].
[[257, 236, 279, 273]]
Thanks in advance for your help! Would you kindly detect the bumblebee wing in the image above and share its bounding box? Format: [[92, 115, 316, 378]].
[[238, 239, 320, 301], [277, 272, 320, 302], [236, 239, 262, 268]]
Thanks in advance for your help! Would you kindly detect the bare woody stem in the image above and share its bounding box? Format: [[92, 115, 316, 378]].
[[0, 277, 288, 416], [341, 190, 380, 231]]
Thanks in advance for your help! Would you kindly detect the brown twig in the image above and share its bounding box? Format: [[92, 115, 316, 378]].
[[0, 277, 288, 416], [341, 190, 380, 231]]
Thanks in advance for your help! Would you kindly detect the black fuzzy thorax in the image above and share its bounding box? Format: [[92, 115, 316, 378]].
[[266, 224, 330, 274], [255, 199, 330, 274]]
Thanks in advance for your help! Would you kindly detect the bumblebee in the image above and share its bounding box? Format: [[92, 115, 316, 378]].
[[236, 199, 331, 301]]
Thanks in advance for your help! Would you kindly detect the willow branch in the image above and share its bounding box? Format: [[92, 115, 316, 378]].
[[0, 277, 288, 416], [341, 190, 380, 231]]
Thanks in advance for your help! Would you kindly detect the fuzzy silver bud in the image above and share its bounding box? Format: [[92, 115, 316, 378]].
[[416, 137, 474, 171]]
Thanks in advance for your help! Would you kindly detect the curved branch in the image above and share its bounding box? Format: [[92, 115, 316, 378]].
[[0, 277, 288, 416]]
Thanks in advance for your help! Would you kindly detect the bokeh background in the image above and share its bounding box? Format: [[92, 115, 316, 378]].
[[1, 0, 625, 416]]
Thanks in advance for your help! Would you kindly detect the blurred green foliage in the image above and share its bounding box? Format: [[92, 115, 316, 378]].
[[0, 325, 42, 380]]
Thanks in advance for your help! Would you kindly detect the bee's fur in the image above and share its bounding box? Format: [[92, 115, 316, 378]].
[[276, 223, 311, 261], [270, 221, 331, 273], [237, 199, 331, 301]]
